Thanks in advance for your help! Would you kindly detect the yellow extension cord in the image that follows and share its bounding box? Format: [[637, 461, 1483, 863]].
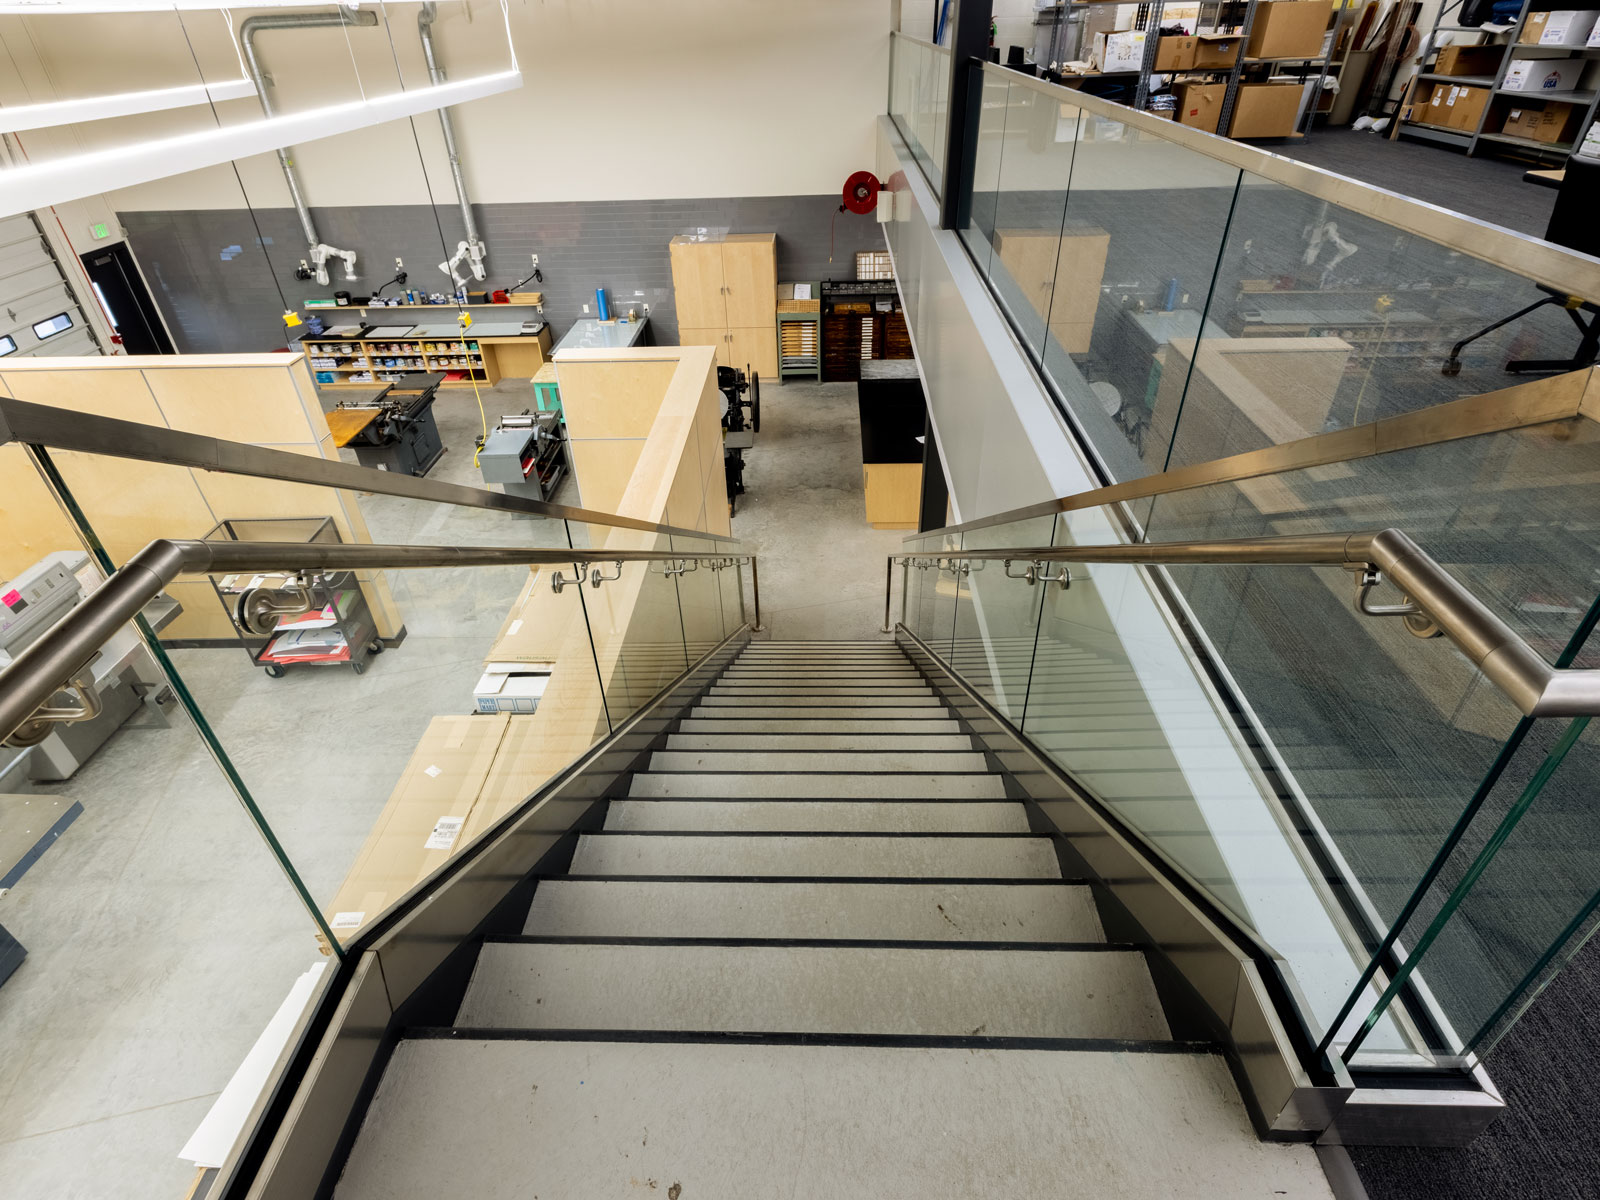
[[457, 309, 488, 467]]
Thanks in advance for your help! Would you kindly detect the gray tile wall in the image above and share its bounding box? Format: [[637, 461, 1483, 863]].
[[119, 196, 889, 354]]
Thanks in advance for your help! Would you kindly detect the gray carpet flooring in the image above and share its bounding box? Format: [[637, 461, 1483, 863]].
[[1274, 126, 1557, 239], [1351, 936, 1600, 1200]]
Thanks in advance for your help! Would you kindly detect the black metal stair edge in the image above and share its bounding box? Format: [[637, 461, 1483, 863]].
[[403, 1026, 1217, 1054], [481, 934, 1140, 952]]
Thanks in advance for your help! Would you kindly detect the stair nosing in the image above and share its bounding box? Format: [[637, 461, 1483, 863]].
[[537, 874, 1091, 885], [578, 830, 1045, 839], [407, 1027, 1213, 1054], [485, 934, 1135, 952]]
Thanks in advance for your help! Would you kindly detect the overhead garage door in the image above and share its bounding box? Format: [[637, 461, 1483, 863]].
[[0, 212, 100, 360]]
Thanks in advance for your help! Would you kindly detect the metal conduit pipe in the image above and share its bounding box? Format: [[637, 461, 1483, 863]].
[[240, 9, 379, 252], [418, 2, 486, 279]]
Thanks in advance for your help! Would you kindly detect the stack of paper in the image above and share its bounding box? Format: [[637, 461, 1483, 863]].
[[262, 627, 350, 664]]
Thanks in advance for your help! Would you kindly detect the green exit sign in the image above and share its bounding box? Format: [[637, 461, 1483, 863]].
[[88, 222, 110, 240]]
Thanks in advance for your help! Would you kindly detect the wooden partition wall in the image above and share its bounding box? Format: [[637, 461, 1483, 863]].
[[0, 354, 401, 641]]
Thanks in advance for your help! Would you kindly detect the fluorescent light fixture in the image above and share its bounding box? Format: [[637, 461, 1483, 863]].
[[0, 2, 459, 12], [0, 69, 520, 218], [0, 79, 256, 134]]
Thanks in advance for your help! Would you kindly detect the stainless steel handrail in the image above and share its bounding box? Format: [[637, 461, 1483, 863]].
[[909, 373, 1600, 540], [0, 396, 729, 543], [890, 528, 1600, 719], [0, 539, 755, 743]]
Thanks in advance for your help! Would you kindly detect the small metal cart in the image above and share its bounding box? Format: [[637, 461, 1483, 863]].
[[776, 281, 822, 382], [205, 517, 384, 678]]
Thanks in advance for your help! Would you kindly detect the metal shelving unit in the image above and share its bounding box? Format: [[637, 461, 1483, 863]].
[[1398, 0, 1600, 163], [1027, 0, 1341, 139]]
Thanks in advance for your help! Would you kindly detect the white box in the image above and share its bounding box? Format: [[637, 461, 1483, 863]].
[[1094, 29, 1147, 73], [1588, 17, 1600, 46], [1502, 57, 1582, 93], [1531, 9, 1596, 45], [473, 664, 551, 714]]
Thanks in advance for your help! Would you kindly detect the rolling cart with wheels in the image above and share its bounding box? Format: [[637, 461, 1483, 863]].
[[205, 517, 384, 678]]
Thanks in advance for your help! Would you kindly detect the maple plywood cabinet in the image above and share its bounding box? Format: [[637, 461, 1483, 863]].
[[669, 233, 778, 379], [992, 225, 1110, 355]]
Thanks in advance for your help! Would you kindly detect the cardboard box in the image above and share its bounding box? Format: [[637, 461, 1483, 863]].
[[1411, 80, 1437, 109], [1155, 35, 1197, 71], [1174, 80, 1227, 131], [1443, 84, 1491, 130], [1193, 32, 1244, 69], [1432, 44, 1504, 76], [1503, 58, 1582, 93], [1245, 1, 1331, 59], [1228, 82, 1302, 137], [1094, 29, 1147, 73], [1430, 83, 1456, 126], [1502, 101, 1582, 143], [1520, 9, 1597, 46]]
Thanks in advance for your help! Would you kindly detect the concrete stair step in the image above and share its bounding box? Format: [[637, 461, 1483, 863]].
[[646, 750, 990, 773], [697, 694, 940, 704], [710, 683, 933, 694], [566, 832, 1060, 877], [676, 717, 963, 734], [666, 732, 975, 752], [629, 772, 1006, 798], [334, 1041, 1330, 1200], [602, 800, 1030, 833], [522, 879, 1103, 941], [455, 942, 1170, 1040]]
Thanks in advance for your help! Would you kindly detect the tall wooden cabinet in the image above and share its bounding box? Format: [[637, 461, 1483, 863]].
[[670, 233, 779, 378], [991, 225, 1110, 355]]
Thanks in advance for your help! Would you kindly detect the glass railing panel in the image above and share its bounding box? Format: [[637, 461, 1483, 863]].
[[891, 35, 950, 194], [901, 531, 960, 658], [1337, 606, 1600, 1068], [927, 41, 951, 190], [668, 534, 727, 662], [1148, 530, 1527, 1029], [1028, 87, 1243, 500], [981, 78, 1079, 363], [959, 64, 1015, 277], [1019, 503, 1429, 1052], [1163, 168, 1597, 478], [0, 505, 334, 1196], [1142, 413, 1600, 667], [720, 553, 748, 641], [21, 443, 608, 943], [949, 516, 1054, 722], [567, 523, 690, 729]]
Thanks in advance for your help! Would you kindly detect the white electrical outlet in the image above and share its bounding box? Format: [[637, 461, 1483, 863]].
[[530, 254, 539, 266], [582, 303, 590, 313], [395, 257, 404, 271]]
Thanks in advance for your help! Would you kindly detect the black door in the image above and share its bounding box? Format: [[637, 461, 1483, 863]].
[[78, 242, 175, 354]]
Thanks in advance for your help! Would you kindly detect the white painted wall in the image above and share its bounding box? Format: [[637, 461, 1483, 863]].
[[0, 1, 891, 215]]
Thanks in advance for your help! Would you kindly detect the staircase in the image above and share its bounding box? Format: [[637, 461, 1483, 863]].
[[333, 641, 1333, 1198]]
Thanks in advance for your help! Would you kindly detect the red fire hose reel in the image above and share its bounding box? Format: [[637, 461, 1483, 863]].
[[839, 170, 882, 215]]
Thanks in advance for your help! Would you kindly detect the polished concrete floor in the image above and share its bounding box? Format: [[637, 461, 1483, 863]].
[[730, 378, 905, 640], [0, 375, 897, 1197]]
